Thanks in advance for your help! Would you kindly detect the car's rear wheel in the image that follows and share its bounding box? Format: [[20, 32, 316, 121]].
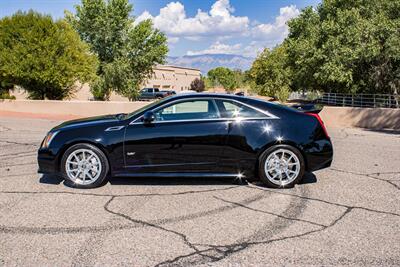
[[259, 145, 305, 188], [61, 143, 109, 188]]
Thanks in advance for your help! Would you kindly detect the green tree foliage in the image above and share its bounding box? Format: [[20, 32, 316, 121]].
[[0, 80, 13, 99], [286, 0, 400, 95], [207, 67, 237, 93], [250, 45, 292, 102], [250, 0, 400, 102], [0, 11, 97, 100], [232, 69, 247, 89], [66, 0, 168, 101], [190, 78, 205, 92]]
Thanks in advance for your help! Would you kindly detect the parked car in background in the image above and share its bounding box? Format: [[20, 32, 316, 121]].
[[38, 93, 333, 189], [138, 88, 171, 100]]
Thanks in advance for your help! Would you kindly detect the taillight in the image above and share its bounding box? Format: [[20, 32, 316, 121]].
[[306, 113, 330, 139]]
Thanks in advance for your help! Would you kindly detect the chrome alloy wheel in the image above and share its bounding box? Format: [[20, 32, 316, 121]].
[[264, 148, 300, 186], [65, 149, 102, 185]]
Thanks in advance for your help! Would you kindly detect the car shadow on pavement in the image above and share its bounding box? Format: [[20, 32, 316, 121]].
[[39, 174, 241, 187], [107, 176, 238, 186], [39, 173, 316, 187], [251, 172, 317, 188], [299, 172, 317, 184], [39, 174, 64, 185]]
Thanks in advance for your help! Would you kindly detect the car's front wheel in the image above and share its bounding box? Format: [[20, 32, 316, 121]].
[[61, 143, 109, 188], [259, 145, 305, 188]]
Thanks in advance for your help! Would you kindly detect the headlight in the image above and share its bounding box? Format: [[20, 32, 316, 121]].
[[41, 131, 59, 148]]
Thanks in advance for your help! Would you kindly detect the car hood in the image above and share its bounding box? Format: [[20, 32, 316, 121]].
[[51, 114, 124, 131]]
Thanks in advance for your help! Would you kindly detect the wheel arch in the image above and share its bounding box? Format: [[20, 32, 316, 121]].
[[254, 141, 309, 178], [56, 140, 111, 173]]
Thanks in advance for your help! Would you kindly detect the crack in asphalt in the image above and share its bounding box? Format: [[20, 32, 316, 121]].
[[331, 167, 400, 190], [0, 185, 239, 198], [104, 196, 200, 253], [0, 223, 136, 235], [0, 186, 243, 235], [247, 184, 400, 218], [0, 140, 38, 146], [154, 204, 352, 266], [0, 151, 37, 160], [150, 186, 312, 266], [149, 192, 268, 226], [214, 196, 327, 227], [70, 195, 153, 267], [0, 187, 265, 234], [0, 162, 37, 168]]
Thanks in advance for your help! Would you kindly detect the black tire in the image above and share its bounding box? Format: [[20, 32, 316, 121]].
[[60, 143, 109, 189], [258, 144, 305, 188]]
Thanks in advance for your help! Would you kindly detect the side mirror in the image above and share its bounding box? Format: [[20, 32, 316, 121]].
[[143, 111, 155, 124]]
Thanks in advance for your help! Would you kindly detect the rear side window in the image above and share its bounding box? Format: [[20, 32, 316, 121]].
[[215, 100, 266, 118]]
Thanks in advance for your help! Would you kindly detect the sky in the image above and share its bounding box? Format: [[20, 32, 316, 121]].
[[0, 0, 321, 57]]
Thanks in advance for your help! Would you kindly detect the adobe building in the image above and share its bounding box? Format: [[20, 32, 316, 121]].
[[11, 65, 201, 101], [146, 65, 200, 91]]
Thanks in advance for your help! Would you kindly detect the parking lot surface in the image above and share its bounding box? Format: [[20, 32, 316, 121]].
[[0, 116, 399, 266]]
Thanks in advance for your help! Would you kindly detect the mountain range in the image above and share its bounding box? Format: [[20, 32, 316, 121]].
[[167, 54, 254, 74]]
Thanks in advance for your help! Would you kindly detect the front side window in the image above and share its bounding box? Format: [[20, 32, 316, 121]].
[[154, 100, 218, 121], [215, 100, 266, 118]]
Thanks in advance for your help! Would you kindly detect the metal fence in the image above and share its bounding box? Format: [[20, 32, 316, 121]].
[[317, 93, 400, 109]]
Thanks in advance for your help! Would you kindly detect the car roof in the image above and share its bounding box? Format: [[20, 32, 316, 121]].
[[166, 93, 272, 107], [167, 93, 248, 101], [165, 93, 301, 116]]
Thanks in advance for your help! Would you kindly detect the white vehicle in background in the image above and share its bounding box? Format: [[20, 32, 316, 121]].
[[178, 90, 197, 94]]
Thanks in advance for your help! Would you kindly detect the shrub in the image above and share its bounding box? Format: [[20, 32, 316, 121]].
[[276, 87, 290, 103], [0, 11, 98, 100]]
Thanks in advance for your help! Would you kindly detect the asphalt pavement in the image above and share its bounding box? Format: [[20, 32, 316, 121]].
[[0, 116, 399, 266]]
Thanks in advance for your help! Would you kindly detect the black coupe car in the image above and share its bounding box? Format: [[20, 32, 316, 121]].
[[38, 94, 333, 188]]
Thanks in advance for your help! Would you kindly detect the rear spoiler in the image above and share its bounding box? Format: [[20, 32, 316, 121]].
[[290, 104, 323, 114], [290, 103, 329, 138]]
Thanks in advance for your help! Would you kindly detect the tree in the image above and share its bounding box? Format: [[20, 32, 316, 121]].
[[0, 11, 97, 100], [190, 78, 205, 92], [232, 69, 246, 89], [66, 0, 168, 101], [250, 45, 292, 102], [285, 0, 400, 97], [207, 67, 237, 93]]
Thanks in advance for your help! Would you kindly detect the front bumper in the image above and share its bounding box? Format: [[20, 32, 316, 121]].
[[37, 148, 58, 174]]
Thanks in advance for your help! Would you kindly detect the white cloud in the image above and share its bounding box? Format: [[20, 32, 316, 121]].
[[186, 41, 242, 55], [187, 41, 265, 57], [135, 0, 249, 38], [252, 5, 300, 43], [136, 10, 153, 22], [136, 1, 300, 56]]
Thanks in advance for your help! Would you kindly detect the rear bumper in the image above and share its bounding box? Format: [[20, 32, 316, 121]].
[[304, 139, 333, 172], [308, 156, 332, 172]]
